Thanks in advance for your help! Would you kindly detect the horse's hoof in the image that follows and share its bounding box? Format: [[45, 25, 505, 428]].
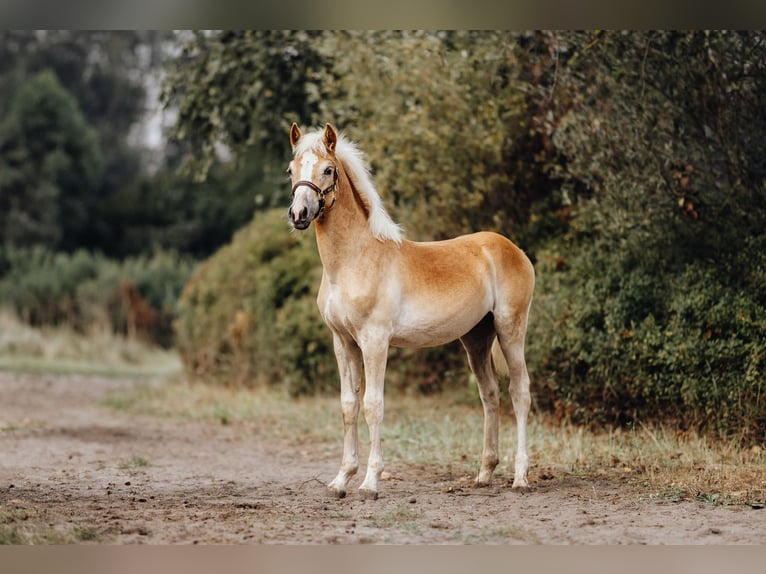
[[359, 488, 379, 501], [511, 483, 532, 494], [327, 486, 347, 499], [474, 478, 492, 488]]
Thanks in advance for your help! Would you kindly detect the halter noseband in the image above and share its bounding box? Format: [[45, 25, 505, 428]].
[[291, 168, 338, 216]]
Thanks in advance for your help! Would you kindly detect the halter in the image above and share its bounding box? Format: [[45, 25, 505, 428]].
[[291, 167, 338, 216]]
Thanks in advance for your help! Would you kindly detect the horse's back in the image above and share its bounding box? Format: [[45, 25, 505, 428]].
[[404, 231, 533, 295]]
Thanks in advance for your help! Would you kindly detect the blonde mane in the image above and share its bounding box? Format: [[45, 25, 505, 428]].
[[293, 128, 403, 245]]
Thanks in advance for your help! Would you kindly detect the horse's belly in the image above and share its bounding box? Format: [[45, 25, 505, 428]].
[[390, 298, 490, 348], [319, 275, 492, 348]]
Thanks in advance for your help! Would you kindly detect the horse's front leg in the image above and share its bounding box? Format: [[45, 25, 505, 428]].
[[327, 333, 363, 499], [358, 341, 389, 500]]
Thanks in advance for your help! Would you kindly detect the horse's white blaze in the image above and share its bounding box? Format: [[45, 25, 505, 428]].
[[286, 123, 535, 500], [288, 150, 322, 225], [299, 151, 318, 182]]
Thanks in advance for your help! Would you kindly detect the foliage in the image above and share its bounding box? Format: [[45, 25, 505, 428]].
[[0, 31, 167, 205], [0, 31, 256, 262], [0, 31, 273, 352], [318, 30, 566, 246], [161, 30, 331, 179], [174, 209, 335, 394], [529, 231, 766, 443], [174, 207, 479, 397], [526, 31, 766, 443], [0, 70, 102, 250], [165, 31, 766, 443], [95, 146, 278, 259], [0, 246, 194, 346]]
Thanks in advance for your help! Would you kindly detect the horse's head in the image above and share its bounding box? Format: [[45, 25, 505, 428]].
[[287, 123, 339, 230]]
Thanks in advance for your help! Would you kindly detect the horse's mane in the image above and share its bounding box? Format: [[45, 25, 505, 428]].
[[294, 128, 403, 245]]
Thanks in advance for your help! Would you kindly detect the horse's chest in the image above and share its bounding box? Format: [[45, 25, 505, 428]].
[[318, 280, 388, 335]]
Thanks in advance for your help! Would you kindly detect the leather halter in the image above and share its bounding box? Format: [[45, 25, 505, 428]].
[[291, 168, 338, 216]]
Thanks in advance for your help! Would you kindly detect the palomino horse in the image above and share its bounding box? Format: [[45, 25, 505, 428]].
[[287, 123, 535, 500]]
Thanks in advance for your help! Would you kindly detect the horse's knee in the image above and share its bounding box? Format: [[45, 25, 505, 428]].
[[363, 395, 383, 424], [340, 397, 359, 423]]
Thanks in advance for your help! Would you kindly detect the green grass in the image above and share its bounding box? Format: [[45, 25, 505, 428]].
[[118, 455, 152, 469]]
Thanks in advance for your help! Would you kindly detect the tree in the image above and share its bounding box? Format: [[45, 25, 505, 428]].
[[165, 31, 570, 249], [96, 146, 273, 258], [162, 30, 331, 179], [316, 30, 569, 245], [0, 70, 102, 250]]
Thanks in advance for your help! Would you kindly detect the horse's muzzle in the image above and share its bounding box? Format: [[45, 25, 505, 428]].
[[288, 205, 312, 230]]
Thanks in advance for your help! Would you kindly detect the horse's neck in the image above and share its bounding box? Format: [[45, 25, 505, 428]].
[[314, 177, 382, 274]]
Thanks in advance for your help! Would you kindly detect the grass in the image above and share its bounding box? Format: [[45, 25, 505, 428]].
[[0, 507, 100, 544], [367, 505, 423, 536], [118, 455, 152, 469], [0, 308, 182, 379], [0, 524, 101, 544], [104, 378, 766, 509]]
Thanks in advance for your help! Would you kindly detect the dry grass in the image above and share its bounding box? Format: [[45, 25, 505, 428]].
[[105, 379, 766, 508], [0, 308, 181, 378], [0, 506, 100, 544]]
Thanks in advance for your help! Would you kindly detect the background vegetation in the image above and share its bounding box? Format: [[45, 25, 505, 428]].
[[2, 31, 764, 445], [0, 31, 270, 343]]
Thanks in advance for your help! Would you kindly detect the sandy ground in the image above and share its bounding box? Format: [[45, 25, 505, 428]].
[[1, 372, 764, 545]]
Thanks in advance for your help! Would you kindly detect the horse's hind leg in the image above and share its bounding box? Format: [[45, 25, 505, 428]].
[[460, 314, 501, 487], [495, 313, 532, 491]]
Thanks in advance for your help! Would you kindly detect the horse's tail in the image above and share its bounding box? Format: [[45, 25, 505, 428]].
[[490, 338, 509, 378]]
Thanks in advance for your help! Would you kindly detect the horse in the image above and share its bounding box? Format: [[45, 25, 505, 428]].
[[287, 123, 535, 500]]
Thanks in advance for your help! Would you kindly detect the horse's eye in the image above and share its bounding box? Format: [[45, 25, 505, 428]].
[[324, 166, 334, 176], [286, 167, 293, 177]]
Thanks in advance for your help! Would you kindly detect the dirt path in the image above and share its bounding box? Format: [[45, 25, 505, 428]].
[[1, 372, 764, 544]]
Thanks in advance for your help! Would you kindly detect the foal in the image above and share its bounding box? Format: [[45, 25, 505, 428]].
[[287, 123, 535, 500]]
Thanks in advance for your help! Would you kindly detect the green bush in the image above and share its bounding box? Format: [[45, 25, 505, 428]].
[[175, 209, 327, 389], [528, 226, 766, 444], [168, 31, 766, 443], [0, 246, 193, 346], [521, 31, 766, 444]]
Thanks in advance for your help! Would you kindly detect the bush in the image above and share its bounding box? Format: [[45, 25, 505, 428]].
[[521, 31, 766, 445], [0, 246, 193, 346], [168, 31, 766, 443], [175, 209, 328, 390]]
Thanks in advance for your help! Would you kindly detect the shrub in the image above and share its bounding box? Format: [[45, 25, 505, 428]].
[[528, 226, 766, 445], [522, 31, 766, 444], [174, 209, 327, 389], [0, 246, 193, 346]]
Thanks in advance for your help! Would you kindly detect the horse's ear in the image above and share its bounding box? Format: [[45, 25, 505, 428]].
[[290, 123, 302, 150], [323, 123, 337, 154]]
